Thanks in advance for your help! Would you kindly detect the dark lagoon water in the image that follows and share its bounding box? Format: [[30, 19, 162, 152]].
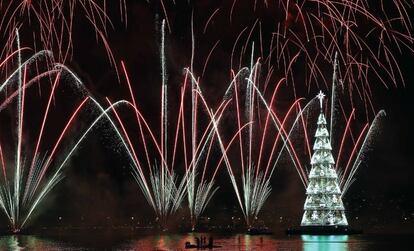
[[0, 233, 412, 250]]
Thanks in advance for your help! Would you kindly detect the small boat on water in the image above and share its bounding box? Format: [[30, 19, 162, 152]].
[[185, 236, 221, 249]]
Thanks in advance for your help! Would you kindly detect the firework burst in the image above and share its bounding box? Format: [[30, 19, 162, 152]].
[[0, 0, 126, 63], [290, 54, 387, 197], [96, 20, 238, 230], [0, 30, 91, 232], [193, 0, 414, 116], [212, 48, 312, 228]]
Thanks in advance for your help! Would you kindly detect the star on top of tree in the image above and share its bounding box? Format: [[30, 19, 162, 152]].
[[317, 90, 325, 109]]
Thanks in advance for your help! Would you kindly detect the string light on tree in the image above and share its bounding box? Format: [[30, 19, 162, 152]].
[[300, 91, 348, 227]]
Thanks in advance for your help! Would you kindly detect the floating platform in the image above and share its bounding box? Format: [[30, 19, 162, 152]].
[[286, 225, 362, 235], [184, 243, 222, 249], [185, 241, 221, 249]]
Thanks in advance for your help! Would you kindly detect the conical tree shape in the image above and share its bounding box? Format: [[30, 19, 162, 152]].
[[300, 91, 348, 226]]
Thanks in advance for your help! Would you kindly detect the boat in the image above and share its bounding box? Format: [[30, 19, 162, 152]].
[[185, 236, 222, 249]]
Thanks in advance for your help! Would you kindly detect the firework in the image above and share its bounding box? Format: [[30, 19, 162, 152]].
[[0, 0, 126, 64], [0, 30, 91, 232], [210, 47, 312, 228], [220, 0, 414, 117], [94, 20, 239, 230], [290, 54, 386, 197], [0, 29, 136, 233]]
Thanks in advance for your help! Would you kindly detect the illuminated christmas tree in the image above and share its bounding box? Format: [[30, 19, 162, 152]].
[[300, 91, 348, 227]]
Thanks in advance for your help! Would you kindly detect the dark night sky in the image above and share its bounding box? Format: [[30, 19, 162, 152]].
[[0, 1, 413, 233]]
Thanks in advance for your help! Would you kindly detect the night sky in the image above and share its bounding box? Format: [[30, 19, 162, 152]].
[[0, 1, 413, 234]]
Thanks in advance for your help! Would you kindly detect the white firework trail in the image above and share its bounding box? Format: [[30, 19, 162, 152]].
[[0, 30, 94, 232], [341, 110, 387, 197], [208, 57, 309, 227]]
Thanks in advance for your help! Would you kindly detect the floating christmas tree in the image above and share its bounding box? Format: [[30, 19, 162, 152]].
[[300, 91, 348, 227]]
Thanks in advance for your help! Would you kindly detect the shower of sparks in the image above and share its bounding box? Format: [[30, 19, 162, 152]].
[[0, 30, 91, 232], [0, 0, 126, 64], [290, 56, 387, 198], [97, 20, 239, 230], [210, 49, 314, 227]]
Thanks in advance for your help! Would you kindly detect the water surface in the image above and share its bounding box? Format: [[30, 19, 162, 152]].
[[0, 233, 411, 250]]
